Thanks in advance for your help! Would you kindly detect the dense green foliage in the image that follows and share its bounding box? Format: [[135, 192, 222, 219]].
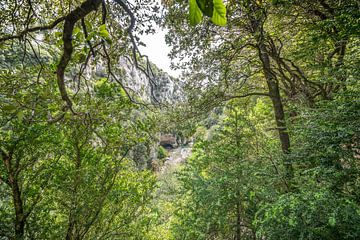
[[158, 0, 360, 239], [157, 91, 360, 240], [0, 1, 162, 238], [0, 53, 159, 239], [1, 0, 359, 239]]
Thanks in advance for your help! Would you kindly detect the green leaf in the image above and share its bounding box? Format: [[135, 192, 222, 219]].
[[99, 24, 110, 38], [99, 29, 109, 38], [196, 0, 213, 18], [54, 31, 62, 37], [189, 0, 203, 26], [119, 87, 127, 98], [211, 0, 227, 26], [328, 216, 336, 226], [249, 191, 256, 200], [73, 27, 81, 35], [105, 37, 112, 45], [99, 24, 107, 31], [86, 32, 95, 41]]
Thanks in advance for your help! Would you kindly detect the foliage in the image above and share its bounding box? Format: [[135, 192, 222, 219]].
[[158, 146, 169, 160], [170, 103, 268, 239], [1, 0, 360, 239], [0, 26, 159, 240], [255, 190, 360, 240], [254, 189, 360, 239], [159, 0, 360, 236], [189, 0, 227, 26]]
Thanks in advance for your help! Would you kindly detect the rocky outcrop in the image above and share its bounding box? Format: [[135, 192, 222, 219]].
[[152, 72, 184, 104], [159, 134, 177, 149], [90, 57, 184, 104]]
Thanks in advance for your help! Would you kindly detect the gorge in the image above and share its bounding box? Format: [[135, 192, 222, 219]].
[[1, 0, 360, 239]]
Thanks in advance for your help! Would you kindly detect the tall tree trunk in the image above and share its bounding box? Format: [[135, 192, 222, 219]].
[[2, 150, 26, 239], [258, 42, 294, 180], [246, 0, 294, 181]]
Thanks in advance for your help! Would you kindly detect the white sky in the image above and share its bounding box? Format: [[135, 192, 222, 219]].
[[139, 28, 182, 78]]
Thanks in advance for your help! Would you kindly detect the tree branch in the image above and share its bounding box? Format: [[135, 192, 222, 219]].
[[56, 0, 102, 113], [113, 0, 159, 103], [81, 18, 96, 57], [0, 17, 65, 43], [224, 92, 270, 100]]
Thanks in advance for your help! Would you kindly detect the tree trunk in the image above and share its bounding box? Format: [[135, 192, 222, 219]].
[[11, 178, 25, 240], [2, 150, 26, 239], [66, 218, 79, 240], [246, 1, 294, 181], [258, 42, 294, 180]]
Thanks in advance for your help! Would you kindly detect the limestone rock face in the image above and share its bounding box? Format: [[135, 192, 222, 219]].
[[90, 57, 184, 104], [152, 72, 184, 104]]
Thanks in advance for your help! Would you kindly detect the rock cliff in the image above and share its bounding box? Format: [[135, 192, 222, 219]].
[[90, 57, 184, 104]]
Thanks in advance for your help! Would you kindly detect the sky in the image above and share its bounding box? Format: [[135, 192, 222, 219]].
[[139, 28, 182, 78]]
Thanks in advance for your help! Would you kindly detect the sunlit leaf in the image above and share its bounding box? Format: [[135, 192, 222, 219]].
[[189, 0, 203, 26], [211, 0, 227, 26]]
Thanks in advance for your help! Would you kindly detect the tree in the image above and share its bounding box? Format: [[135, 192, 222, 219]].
[[0, 1, 162, 238], [0, 0, 159, 113], [163, 0, 359, 182], [171, 101, 274, 239]]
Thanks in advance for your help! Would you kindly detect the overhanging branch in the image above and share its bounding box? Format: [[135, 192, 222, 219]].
[[56, 0, 102, 113], [0, 17, 65, 43], [224, 92, 270, 100], [113, 0, 160, 103]]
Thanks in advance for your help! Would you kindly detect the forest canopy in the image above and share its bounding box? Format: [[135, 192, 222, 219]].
[[1, 0, 360, 239]]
